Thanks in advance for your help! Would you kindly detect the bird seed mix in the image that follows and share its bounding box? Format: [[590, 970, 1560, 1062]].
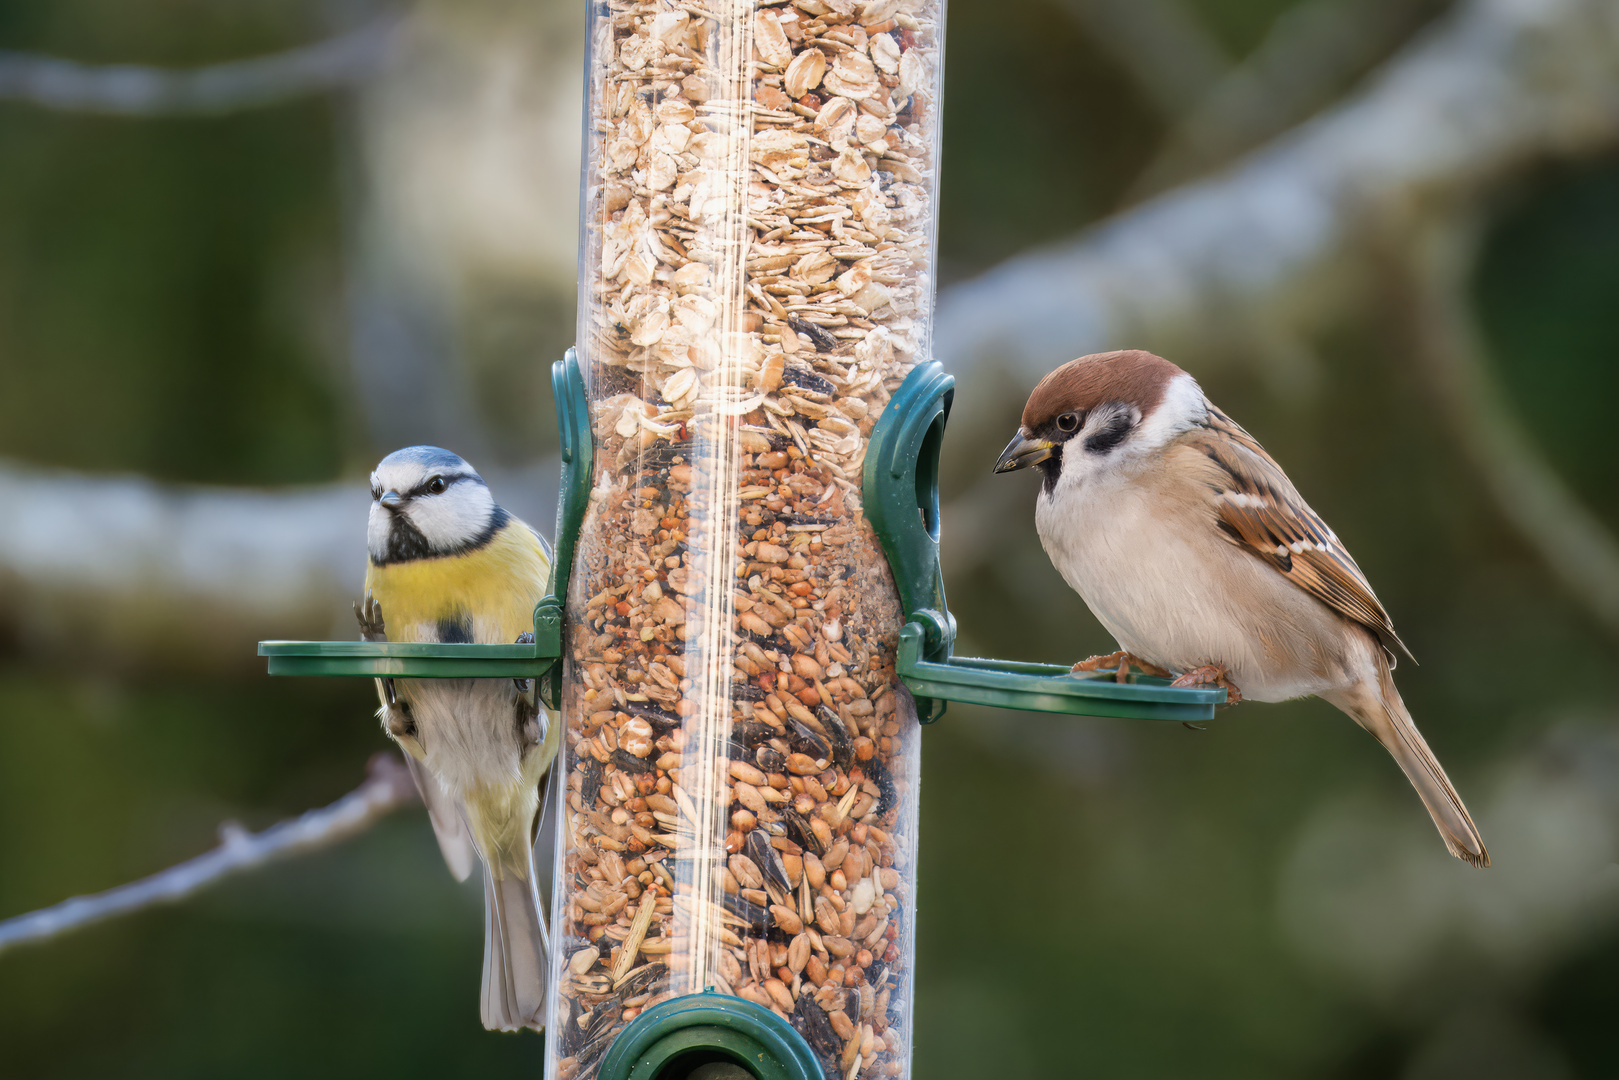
[[548, 0, 940, 1076]]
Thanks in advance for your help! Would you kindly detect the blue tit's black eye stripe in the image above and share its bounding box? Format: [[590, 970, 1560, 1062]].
[[1084, 411, 1134, 454], [404, 474, 468, 498]]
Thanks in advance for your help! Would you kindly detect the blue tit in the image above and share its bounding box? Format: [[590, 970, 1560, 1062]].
[[355, 445, 559, 1033]]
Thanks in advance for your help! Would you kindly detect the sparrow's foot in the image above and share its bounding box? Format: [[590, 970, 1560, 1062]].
[[1071, 651, 1171, 683], [356, 592, 387, 643], [1171, 663, 1242, 705]]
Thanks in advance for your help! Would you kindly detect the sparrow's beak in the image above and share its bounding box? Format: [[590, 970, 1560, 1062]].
[[378, 490, 403, 509], [994, 431, 1054, 473]]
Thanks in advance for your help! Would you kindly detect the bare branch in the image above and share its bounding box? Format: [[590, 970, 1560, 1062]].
[[1128, 0, 1431, 198], [0, 456, 558, 669], [934, 0, 1619, 386], [1395, 214, 1619, 640], [0, 755, 419, 957], [0, 459, 365, 666], [0, 15, 404, 116]]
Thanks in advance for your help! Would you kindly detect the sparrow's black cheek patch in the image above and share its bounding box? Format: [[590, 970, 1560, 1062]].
[[1039, 446, 1064, 494], [1084, 414, 1132, 454]]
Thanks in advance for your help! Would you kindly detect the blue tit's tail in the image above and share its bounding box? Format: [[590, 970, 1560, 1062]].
[[480, 846, 549, 1032]]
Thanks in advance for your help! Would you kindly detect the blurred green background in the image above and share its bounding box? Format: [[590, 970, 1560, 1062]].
[[2, 0, 1618, 1077]]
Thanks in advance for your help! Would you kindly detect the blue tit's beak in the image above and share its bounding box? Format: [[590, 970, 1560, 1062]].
[[378, 490, 403, 510], [995, 431, 1054, 473]]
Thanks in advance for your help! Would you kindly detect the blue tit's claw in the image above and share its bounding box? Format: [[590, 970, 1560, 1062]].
[[360, 593, 405, 726], [356, 592, 388, 642], [514, 632, 536, 696], [515, 689, 541, 744], [384, 699, 416, 739]]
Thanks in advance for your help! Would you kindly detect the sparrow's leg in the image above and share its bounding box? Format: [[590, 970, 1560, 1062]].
[[1071, 651, 1172, 682], [1170, 663, 1243, 705]]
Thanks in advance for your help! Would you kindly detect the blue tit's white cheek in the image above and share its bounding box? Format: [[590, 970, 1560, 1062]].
[[367, 504, 394, 560], [404, 482, 496, 551]]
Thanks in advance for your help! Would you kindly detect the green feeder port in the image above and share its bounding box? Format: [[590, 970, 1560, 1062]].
[[594, 992, 823, 1080]]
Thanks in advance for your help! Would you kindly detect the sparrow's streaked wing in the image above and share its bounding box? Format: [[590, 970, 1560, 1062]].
[[1193, 404, 1412, 661]]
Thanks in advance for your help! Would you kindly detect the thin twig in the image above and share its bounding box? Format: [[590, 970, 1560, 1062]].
[[0, 14, 404, 116], [0, 754, 420, 956]]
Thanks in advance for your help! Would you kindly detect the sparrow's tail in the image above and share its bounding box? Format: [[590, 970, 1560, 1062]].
[[480, 848, 550, 1032], [1326, 667, 1490, 868]]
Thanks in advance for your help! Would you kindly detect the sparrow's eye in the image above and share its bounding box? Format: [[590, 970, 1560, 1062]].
[[426, 476, 448, 495], [1056, 412, 1080, 433]]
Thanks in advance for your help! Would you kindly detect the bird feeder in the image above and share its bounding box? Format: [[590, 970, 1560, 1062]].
[[259, 0, 1222, 1074]]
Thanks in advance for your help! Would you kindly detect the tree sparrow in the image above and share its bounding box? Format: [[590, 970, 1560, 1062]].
[[995, 350, 1488, 867]]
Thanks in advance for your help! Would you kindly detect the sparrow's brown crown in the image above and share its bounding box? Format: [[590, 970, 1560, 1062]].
[[1021, 349, 1184, 432]]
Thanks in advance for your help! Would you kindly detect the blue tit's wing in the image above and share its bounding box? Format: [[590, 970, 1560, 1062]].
[[402, 753, 476, 882], [531, 722, 562, 918]]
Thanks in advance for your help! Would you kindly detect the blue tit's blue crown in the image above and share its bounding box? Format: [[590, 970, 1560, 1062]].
[[377, 445, 480, 478], [379, 444, 475, 472]]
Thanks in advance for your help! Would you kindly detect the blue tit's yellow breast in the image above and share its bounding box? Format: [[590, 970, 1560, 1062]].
[[364, 519, 551, 645]]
